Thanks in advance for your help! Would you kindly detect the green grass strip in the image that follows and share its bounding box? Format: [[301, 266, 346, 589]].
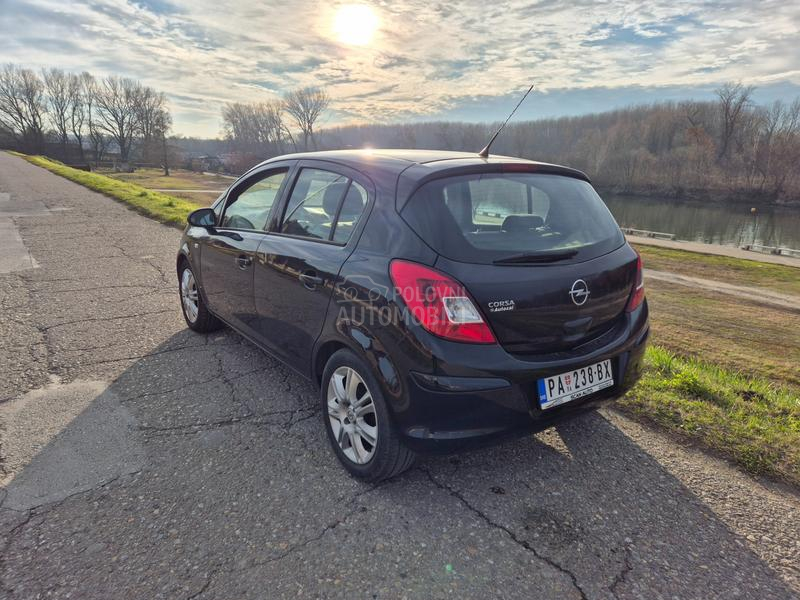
[[635, 243, 800, 296], [11, 152, 200, 227], [620, 345, 800, 485]]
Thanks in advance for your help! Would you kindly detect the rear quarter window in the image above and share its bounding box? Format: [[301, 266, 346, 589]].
[[401, 173, 624, 264]]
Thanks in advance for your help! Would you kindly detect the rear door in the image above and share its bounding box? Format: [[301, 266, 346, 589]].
[[253, 162, 372, 373], [199, 163, 293, 333], [401, 171, 636, 355]]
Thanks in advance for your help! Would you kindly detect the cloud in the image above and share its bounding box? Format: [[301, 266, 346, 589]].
[[1, 0, 799, 137]]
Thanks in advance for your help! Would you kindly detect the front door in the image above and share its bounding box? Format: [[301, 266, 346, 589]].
[[253, 164, 372, 373], [200, 165, 292, 333]]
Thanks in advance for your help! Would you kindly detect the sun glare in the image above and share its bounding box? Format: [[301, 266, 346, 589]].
[[333, 4, 379, 46]]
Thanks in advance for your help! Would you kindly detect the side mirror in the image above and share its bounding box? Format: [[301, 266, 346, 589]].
[[187, 207, 216, 228]]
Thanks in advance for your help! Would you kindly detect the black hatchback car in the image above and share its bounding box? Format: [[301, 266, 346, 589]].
[[177, 150, 649, 481]]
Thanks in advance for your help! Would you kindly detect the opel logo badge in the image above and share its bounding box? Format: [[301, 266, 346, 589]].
[[569, 279, 590, 306]]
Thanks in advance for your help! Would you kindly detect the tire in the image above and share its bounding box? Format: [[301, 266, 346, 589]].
[[178, 262, 223, 333], [321, 349, 416, 481]]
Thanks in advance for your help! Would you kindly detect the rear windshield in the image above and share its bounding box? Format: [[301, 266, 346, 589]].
[[401, 173, 624, 264]]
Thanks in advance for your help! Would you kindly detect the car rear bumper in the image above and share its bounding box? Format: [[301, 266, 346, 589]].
[[394, 308, 649, 454]]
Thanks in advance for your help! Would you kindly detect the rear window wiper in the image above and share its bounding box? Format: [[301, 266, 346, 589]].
[[492, 249, 578, 264]]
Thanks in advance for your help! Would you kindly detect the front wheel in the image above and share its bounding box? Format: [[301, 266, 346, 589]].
[[321, 349, 416, 481], [179, 262, 223, 333]]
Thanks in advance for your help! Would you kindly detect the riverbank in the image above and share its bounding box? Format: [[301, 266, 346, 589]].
[[605, 194, 800, 251], [630, 235, 800, 268], [597, 185, 800, 208]]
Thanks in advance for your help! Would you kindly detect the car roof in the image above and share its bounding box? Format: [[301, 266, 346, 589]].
[[258, 149, 589, 181]]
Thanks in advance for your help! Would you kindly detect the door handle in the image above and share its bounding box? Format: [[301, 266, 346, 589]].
[[299, 271, 323, 289], [237, 255, 252, 269]]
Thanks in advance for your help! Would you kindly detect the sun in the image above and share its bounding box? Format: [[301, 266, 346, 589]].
[[333, 4, 379, 46]]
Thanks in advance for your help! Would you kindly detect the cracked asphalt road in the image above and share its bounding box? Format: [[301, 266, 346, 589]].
[[1, 151, 799, 599]]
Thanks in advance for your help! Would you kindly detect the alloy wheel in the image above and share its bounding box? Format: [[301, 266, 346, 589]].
[[327, 366, 378, 464], [181, 268, 199, 323]]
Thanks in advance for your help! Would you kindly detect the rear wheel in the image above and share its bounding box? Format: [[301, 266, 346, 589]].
[[321, 349, 415, 481], [179, 262, 222, 333]]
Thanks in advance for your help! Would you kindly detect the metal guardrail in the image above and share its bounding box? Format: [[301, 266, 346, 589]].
[[742, 244, 800, 258], [621, 228, 676, 240]]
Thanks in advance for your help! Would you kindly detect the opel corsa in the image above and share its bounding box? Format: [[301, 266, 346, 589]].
[[177, 150, 649, 481]]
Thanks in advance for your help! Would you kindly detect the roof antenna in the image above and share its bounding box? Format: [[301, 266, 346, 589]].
[[478, 84, 534, 158]]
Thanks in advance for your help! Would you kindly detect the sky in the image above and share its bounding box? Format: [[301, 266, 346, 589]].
[[2, 0, 800, 138]]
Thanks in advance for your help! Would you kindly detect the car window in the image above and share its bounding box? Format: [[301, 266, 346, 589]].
[[221, 169, 287, 230], [331, 181, 367, 244], [467, 178, 550, 226], [212, 190, 228, 222], [281, 168, 349, 241], [402, 173, 623, 264]]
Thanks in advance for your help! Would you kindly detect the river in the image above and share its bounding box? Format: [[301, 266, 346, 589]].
[[602, 194, 800, 250]]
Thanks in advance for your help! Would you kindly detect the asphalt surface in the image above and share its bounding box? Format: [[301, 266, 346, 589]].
[[1, 151, 798, 600]]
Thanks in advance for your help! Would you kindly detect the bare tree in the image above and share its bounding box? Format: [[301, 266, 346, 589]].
[[81, 73, 107, 166], [283, 87, 330, 150], [222, 100, 291, 155], [135, 86, 168, 163], [94, 76, 142, 165], [715, 82, 754, 163], [757, 99, 800, 196], [67, 73, 87, 161], [42, 68, 71, 156], [261, 100, 292, 152], [0, 64, 47, 152], [153, 106, 172, 176], [392, 123, 417, 148], [436, 121, 454, 149]]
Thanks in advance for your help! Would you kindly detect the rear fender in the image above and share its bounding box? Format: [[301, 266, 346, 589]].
[[313, 321, 406, 412]]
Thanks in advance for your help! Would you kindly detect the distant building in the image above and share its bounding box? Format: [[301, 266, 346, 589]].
[[191, 155, 223, 172]]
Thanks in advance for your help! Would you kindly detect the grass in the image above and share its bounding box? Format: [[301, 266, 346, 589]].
[[644, 278, 800, 389], [620, 346, 800, 486], [103, 167, 231, 205], [619, 274, 800, 484], [12, 154, 201, 227], [635, 243, 800, 297]]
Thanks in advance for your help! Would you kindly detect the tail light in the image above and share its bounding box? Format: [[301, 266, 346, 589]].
[[625, 251, 645, 312], [389, 260, 496, 344]]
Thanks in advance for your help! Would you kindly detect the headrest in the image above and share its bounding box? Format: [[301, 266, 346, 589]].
[[322, 182, 348, 217], [339, 185, 365, 220], [501, 214, 544, 232]]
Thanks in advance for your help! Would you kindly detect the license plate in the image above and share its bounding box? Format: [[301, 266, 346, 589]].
[[537, 359, 614, 410]]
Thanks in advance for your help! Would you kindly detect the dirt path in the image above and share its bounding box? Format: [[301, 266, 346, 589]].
[[645, 269, 800, 312]]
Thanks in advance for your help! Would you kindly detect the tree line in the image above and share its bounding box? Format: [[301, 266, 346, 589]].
[[3, 65, 799, 203], [312, 84, 800, 203], [0, 64, 172, 172], [219, 87, 329, 172], [217, 83, 800, 203]]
